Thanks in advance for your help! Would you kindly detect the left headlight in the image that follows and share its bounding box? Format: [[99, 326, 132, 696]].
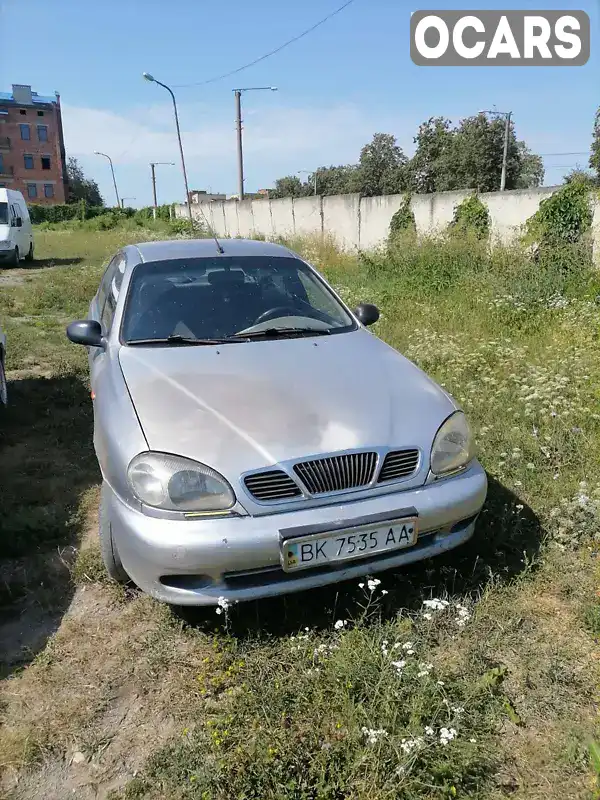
[[430, 411, 475, 476], [127, 452, 236, 512]]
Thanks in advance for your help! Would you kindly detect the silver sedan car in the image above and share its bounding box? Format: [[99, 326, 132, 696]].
[[67, 238, 487, 606]]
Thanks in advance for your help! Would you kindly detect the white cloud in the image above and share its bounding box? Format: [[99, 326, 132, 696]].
[[60, 100, 408, 205]]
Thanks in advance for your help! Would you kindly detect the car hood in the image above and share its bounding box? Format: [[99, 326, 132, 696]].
[[118, 329, 456, 478]]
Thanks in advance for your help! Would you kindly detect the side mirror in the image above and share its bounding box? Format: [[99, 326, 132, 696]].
[[66, 319, 105, 348], [15, 217, 22, 228], [354, 303, 380, 327]]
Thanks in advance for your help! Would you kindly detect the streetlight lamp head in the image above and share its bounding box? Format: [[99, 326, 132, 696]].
[[93, 150, 100, 155], [270, 87, 278, 91], [142, 72, 155, 82]]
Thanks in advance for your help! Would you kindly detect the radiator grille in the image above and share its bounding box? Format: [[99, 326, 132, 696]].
[[377, 449, 420, 482], [244, 470, 301, 501], [294, 452, 377, 495]]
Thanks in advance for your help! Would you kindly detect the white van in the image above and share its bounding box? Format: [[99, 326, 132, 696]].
[[0, 188, 34, 266]]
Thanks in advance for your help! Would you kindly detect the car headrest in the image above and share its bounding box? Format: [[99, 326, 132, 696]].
[[207, 269, 247, 287]]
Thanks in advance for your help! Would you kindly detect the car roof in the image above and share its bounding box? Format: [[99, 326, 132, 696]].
[[129, 238, 299, 263]]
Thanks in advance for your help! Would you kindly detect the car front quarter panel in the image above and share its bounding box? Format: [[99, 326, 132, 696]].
[[92, 343, 148, 506]]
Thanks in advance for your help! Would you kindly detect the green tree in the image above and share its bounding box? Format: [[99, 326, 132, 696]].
[[312, 164, 360, 196], [447, 114, 521, 193], [357, 133, 408, 196], [408, 117, 453, 193], [66, 157, 103, 206], [514, 142, 545, 189], [270, 175, 307, 199], [563, 167, 597, 187], [590, 107, 600, 183]]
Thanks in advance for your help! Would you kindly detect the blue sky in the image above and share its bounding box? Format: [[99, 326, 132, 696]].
[[1, 0, 598, 206]]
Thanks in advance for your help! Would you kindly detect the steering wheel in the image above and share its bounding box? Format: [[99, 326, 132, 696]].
[[253, 306, 300, 325]]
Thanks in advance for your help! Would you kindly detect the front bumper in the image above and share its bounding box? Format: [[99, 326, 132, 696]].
[[0, 248, 16, 262], [108, 461, 487, 606]]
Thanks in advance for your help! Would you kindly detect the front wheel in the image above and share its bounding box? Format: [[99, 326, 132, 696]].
[[99, 485, 129, 583], [7, 247, 19, 267]]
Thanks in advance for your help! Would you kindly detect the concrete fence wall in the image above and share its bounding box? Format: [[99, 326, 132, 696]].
[[176, 187, 600, 259]]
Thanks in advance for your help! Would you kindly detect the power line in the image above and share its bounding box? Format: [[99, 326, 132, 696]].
[[544, 164, 591, 170], [172, 0, 357, 89], [539, 151, 590, 157]]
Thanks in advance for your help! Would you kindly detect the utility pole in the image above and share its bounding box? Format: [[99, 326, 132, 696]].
[[479, 109, 513, 191], [234, 90, 244, 201], [232, 86, 277, 202], [500, 111, 512, 192], [149, 162, 174, 218], [151, 163, 157, 208]]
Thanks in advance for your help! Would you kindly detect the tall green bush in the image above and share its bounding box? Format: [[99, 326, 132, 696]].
[[525, 181, 593, 246], [449, 195, 490, 240], [388, 193, 416, 247]]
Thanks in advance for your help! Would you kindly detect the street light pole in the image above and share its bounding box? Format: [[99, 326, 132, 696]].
[[94, 151, 120, 207], [298, 169, 318, 195], [479, 109, 513, 191], [149, 162, 175, 218], [143, 73, 193, 226], [232, 86, 277, 201]]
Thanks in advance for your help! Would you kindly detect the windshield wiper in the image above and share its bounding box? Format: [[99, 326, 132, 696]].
[[127, 334, 240, 346], [233, 327, 332, 340]]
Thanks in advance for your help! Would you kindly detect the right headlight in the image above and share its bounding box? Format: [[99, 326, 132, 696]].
[[127, 452, 235, 512], [430, 411, 475, 476]]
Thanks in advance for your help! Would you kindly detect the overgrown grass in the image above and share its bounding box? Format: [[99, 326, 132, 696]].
[[0, 228, 598, 799]]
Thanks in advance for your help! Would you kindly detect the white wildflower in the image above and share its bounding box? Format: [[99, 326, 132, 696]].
[[334, 619, 346, 630], [362, 727, 388, 745], [401, 736, 424, 754], [215, 596, 230, 615], [424, 726, 434, 736], [423, 598, 450, 611], [439, 727, 457, 746], [391, 659, 406, 675], [367, 577, 382, 592]]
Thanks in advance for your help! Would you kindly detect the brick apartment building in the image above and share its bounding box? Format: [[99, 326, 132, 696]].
[[0, 84, 68, 204]]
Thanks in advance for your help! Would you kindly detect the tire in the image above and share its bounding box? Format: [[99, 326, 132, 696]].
[[24, 243, 34, 262], [0, 355, 7, 407], [7, 247, 18, 267], [99, 485, 129, 583]]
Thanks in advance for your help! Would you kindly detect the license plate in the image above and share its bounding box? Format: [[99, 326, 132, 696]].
[[281, 517, 418, 572]]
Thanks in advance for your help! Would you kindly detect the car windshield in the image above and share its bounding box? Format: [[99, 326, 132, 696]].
[[0, 203, 8, 225], [121, 255, 356, 344]]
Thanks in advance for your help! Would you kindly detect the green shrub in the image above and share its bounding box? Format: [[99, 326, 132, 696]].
[[134, 204, 173, 224], [29, 202, 136, 225], [449, 195, 490, 240], [525, 181, 593, 246]]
